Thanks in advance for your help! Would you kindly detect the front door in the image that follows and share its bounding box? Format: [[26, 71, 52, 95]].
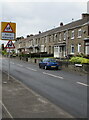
[[85, 42, 89, 55]]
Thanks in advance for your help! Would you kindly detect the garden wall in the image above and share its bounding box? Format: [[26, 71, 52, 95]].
[[28, 58, 89, 74], [59, 61, 89, 74], [14, 57, 89, 74]]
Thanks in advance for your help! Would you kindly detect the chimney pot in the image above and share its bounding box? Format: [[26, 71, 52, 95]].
[[82, 13, 89, 19], [60, 22, 63, 27]]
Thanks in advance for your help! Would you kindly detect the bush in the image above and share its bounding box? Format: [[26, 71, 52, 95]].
[[69, 57, 89, 64], [2, 50, 8, 55]]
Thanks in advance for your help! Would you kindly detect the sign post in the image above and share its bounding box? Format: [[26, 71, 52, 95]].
[[5, 40, 15, 80], [8, 48, 10, 80], [0, 22, 16, 81]]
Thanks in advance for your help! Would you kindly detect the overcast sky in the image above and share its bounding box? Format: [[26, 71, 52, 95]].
[[0, 0, 88, 45]]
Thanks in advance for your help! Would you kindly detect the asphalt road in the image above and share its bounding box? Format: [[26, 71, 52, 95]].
[[1, 57, 88, 118]]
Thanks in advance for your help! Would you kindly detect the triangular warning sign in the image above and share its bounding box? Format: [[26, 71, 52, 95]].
[[5, 40, 15, 49], [3, 23, 13, 33]]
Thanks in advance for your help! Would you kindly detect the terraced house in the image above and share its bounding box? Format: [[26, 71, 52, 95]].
[[14, 13, 89, 58]]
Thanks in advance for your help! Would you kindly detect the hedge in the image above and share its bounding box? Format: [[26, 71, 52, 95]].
[[69, 57, 89, 64]]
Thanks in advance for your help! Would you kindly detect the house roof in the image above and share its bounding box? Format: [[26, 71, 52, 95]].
[[16, 14, 89, 42], [33, 16, 89, 38]]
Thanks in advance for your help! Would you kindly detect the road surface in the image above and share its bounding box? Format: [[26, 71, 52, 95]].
[[1, 57, 88, 118]]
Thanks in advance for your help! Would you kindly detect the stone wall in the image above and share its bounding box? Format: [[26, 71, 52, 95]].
[[14, 57, 89, 74], [60, 61, 88, 74], [28, 58, 89, 74]]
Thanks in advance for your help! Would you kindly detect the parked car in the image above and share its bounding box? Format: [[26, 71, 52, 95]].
[[39, 58, 60, 70]]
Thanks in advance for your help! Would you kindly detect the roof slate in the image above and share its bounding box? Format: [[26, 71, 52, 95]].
[[34, 17, 89, 38], [17, 15, 89, 42]]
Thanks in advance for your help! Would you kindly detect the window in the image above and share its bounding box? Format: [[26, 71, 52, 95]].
[[71, 44, 74, 54], [59, 33, 61, 41], [71, 30, 74, 39], [54, 46, 58, 52], [38, 38, 40, 44], [49, 35, 51, 42], [43, 38, 45, 44], [35, 39, 37, 44], [60, 47, 62, 52], [42, 37, 44, 44], [19, 43, 20, 48], [78, 43, 81, 53], [31, 41, 32, 45], [54, 34, 57, 42], [64, 32, 66, 40], [64, 31, 68, 40], [44, 46, 46, 52], [45, 36, 47, 43], [52, 34, 54, 42], [85, 42, 89, 55], [78, 29, 82, 38], [41, 45, 44, 52], [55, 34, 57, 38]]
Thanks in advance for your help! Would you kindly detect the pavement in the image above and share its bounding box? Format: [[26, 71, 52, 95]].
[[2, 71, 73, 119]]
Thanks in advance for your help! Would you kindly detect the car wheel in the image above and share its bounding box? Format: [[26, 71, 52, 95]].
[[57, 66, 60, 70], [44, 65, 47, 70], [39, 64, 41, 68]]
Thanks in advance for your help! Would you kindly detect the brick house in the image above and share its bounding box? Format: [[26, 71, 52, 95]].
[[14, 13, 89, 58], [54, 13, 89, 58]]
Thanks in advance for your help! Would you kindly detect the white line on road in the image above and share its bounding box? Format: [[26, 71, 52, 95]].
[[43, 72, 64, 79], [26, 67, 37, 71], [0, 101, 14, 119], [38, 98, 48, 104], [10, 62, 15, 64], [17, 64, 23, 67], [77, 82, 89, 87]]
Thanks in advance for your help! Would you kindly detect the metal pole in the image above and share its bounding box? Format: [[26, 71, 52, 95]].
[[8, 48, 10, 80]]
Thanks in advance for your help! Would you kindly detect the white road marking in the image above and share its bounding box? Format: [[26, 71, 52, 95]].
[[17, 64, 23, 67], [38, 98, 48, 104], [43, 72, 64, 79], [26, 67, 37, 71], [10, 62, 14, 64], [77, 82, 89, 87], [0, 101, 13, 119]]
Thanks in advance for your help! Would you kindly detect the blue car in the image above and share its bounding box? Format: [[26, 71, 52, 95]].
[[39, 58, 60, 70]]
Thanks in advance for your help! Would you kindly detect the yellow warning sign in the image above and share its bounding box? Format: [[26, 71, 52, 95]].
[[0, 22, 16, 40], [1, 22, 16, 33]]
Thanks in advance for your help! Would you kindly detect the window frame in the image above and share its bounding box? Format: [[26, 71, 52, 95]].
[[71, 30, 74, 40], [78, 29, 82, 38], [64, 32, 66, 40], [78, 43, 81, 53], [59, 33, 61, 41], [71, 44, 74, 54]]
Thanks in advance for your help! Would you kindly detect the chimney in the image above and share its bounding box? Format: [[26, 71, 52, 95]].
[[27, 35, 30, 38], [39, 31, 41, 34], [60, 22, 63, 27], [82, 13, 89, 19]]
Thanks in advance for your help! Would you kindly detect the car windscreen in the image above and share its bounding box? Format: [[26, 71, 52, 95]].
[[48, 59, 56, 62]]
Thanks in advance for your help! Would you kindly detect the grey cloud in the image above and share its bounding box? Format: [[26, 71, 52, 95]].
[[2, 2, 87, 37]]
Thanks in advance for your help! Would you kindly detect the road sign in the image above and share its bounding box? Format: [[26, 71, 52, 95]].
[[5, 40, 15, 49], [3, 23, 13, 32], [0, 22, 16, 40], [2, 33, 15, 40]]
